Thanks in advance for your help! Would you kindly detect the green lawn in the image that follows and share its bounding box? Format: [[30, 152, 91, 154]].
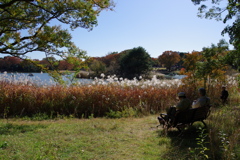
[[0, 106, 239, 160], [0, 115, 201, 160]]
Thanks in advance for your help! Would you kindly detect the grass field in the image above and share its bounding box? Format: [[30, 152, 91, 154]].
[[0, 116, 201, 160], [1, 104, 239, 160], [0, 116, 164, 160], [0, 115, 205, 160]]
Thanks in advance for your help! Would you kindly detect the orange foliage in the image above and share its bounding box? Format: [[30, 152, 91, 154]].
[[182, 51, 201, 72], [58, 60, 74, 70], [158, 51, 180, 70]]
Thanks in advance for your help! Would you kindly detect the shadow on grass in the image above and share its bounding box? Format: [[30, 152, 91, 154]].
[[156, 124, 208, 160], [0, 123, 47, 135]]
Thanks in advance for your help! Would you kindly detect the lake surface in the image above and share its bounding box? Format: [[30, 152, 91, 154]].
[[0, 72, 186, 86], [0, 72, 93, 86]]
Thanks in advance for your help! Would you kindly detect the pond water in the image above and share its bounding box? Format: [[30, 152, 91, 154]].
[[0, 72, 186, 86], [0, 72, 93, 86], [168, 74, 186, 79]]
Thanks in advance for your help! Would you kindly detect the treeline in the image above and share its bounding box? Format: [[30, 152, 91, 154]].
[[92, 49, 185, 75], [0, 56, 74, 73], [0, 46, 187, 78], [85, 41, 237, 81], [0, 57, 41, 72], [0, 42, 237, 80]]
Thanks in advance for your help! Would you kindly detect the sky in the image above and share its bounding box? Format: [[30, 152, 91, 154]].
[[3, 0, 233, 60]]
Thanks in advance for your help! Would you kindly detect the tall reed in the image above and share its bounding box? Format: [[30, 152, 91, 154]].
[[0, 74, 238, 118]]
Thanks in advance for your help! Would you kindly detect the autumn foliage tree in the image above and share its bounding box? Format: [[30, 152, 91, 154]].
[[158, 51, 180, 71], [0, 56, 43, 72], [0, 56, 22, 71], [181, 40, 229, 91], [97, 52, 121, 75], [98, 52, 119, 67], [58, 60, 74, 71], [180, 51, 203, 91], [181, 51, 201, 78]]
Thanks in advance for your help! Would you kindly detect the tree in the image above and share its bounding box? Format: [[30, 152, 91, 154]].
[[20, 59, 41, 72], [223, 18, 240, 70], [39, 57, 58, 70], [89, 59, 106, 76], [183, 51, 201, 72], [151, 58, 160, 67], [182, 40, 229, 90], [191, 0, 239, 49], [98, 52, 119, 67], [0, 56, 22, 71], [97, 52, 121, 75], [192, 0, 240, 86], [58, 60, 74, 71], [0, 0, 114, 58], [225, 48, 240, 71], [180, 51, 202, 90], [119, 47, 152, 79], [196, 39, 229, 89], [158, 51, 180, 71]]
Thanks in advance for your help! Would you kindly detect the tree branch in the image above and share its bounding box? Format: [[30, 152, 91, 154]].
[[0, 0, 33, 9]]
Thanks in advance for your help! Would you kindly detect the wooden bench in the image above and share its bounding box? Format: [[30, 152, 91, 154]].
[[158, 105, 211, 132]]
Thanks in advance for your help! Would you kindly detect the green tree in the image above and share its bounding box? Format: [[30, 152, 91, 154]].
[[0, 0, 114, 84], [191, 0, 240, 68], [0, 0, 114, 58], [223, 18, 240, 70], [196, 39, 229, 89], [20, 59, 41, 72], [225, 48, 240, 71], [119, 46, 152, 79], [191, 0, 239, 44], [90, 59, 106, 76]]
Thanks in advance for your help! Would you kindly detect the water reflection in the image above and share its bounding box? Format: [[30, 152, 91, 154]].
[[0, 72, 93, 86]]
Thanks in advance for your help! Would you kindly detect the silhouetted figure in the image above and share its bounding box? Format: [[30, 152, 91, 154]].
[[220, 86, 228, 105]]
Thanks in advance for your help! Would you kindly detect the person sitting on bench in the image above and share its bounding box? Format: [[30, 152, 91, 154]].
[[175, 92, 192, 111], [192, 88, 210, 108], [158, 92, 191, 125]]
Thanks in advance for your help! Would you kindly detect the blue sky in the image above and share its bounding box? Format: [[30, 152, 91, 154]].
[[5, 0, 233, 60]]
